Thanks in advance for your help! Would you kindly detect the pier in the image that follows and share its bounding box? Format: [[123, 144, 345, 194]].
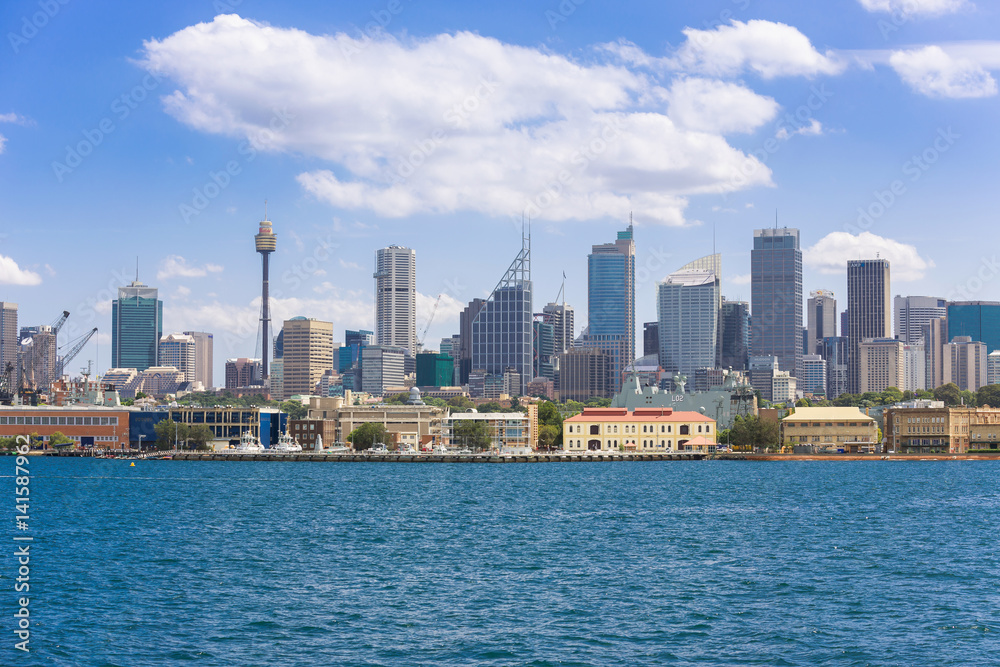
[[41, 450, 706, 463]]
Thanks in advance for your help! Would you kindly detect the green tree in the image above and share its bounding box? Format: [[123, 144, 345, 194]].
[[879, 387, 904, 405], [933, 383, 963, 406], [447, 395, 475, 410], [188, 424, 215, 450], [977, 384, 1000, 408], [585, 396, 612, 407], [348, 422, 389, 450], [537, 424, 560, 450], [279, 400, 308, 420], [384, 392, 410, 405], [478, 401, 504, 413], [453, 419, 492, 451], [154, 418, 187, 450], [48, 431, 74, 447], [795, 398, 812, 408], [729, 415, 780, 451]]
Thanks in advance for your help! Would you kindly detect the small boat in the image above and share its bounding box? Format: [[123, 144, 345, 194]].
[[272, 431, 303, 453], [234, 430, 265, 453]]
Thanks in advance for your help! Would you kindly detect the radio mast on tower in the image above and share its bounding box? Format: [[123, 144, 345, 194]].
[[255, 204, 277, 382]]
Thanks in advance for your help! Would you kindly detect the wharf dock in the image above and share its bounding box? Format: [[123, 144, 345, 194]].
[[41, 450, 706, 463]]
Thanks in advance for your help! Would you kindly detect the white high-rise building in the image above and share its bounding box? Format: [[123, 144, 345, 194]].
[[374, 245, 416, 356], [183, 331, 214, 389], [894, 295, 946, 345], [988, 350, 1000, 386], [656, 267, 719, 378], [157, 333, 197, 383]]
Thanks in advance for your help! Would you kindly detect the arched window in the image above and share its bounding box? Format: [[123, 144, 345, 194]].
[[588, 439, 601, 450], [680, 424, 689, 435]]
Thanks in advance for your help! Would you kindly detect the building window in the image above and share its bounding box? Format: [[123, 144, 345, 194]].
[[590, 425, 600, 435], [680, 425, 689, 435]]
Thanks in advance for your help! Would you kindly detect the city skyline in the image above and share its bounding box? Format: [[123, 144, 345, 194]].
[[2, 1, 999, 382]]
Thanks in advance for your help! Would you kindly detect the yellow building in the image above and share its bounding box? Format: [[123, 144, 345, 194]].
[[562, 407, 716, 453], [781, 406, 878, 453], [280, 317, 334, 400]]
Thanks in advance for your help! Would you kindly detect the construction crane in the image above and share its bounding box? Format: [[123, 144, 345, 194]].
[[50, 310, 69, 336], [0, 362, 14, 405], [54, 328, 97, 380], [418, 294, 443, 349]]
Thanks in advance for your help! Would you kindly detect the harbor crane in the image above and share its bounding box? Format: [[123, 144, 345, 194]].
[[418, 294, 443, 349], [54, 328, 98, 379]]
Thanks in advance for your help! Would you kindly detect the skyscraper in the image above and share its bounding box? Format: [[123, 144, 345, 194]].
[[542, 302, 575, 356], [280, 317, 334, 399], [183, 331, 214, 388], [806, 290, 837, 355], [112, 280, 163, 372], [458, 298, 485, 385], [946, 301, 1000, 354], [751, 228, 803, 380], [719, 299, 750, 371], [374, 245, 416, 355], [255, 213, 276, 380], [656, 265, 719, 379], [586, 224, 635, 393], [471, 232, 533, 384], [894, 295, 946, 345], [158, 333, 197, 382], [847, 259, 891, 394], [0, 302, 16, 390]]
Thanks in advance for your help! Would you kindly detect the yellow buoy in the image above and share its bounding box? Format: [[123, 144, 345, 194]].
[[129, 462, 135, 467]]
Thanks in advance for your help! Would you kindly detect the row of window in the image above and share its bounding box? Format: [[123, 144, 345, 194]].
[[567, 423, 710, 435], [0, 415, 119, 426], [786, 422, 864, 428]]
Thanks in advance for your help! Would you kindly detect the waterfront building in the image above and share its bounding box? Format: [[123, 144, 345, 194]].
[[158, 333, 197, 382], [112, 280, 163, 372], [558, 347, 609, 401], [719, 299, 750, 371], [361, 345, 406, 396], [562, 406, 716, 453], [800, 355, 827, 396], [281, 317, 334, 399], [884, 401, 973, 453], [858, 338, 905, 394], [374, 245, 416, 355], [781, 406, 877, 453], [307, 395, 443, 449], [182, 331, 214, 389], [656, 264, 719, 379], [443, 410, 534, 452], [946, 301, 1000, 356], [894, 296, 946, 345], [818, 336, 849, 399], [847, 259, 891, 394], [0, 405, 130, 449], [416, 352, 454, 387], [0, 302, 18, 389], [807, 290, 837, 355], [943, 336, 987, 392], [163, 405, 285, 449], [751, 228, 803, 380], [225, 358, 261, 389], [968, 408, 1000, 450], [586, 225, 635, 394]]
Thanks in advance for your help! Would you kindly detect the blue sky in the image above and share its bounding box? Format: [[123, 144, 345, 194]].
[[1, 0, 998, 382]]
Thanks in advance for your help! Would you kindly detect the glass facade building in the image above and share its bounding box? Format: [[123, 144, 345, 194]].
[[586, 225, 635, 393], [947, 302, 1000, 354], [472, 234, 533, 383], [847, 259, 891, 394], [751, 228, 803, 380], [719, 299, 750, 371], [656, 268, 719, 379], [112, 281, 163, 372]]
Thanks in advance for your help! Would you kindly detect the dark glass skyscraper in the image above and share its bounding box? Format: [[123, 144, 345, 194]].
[[947, 301, 1000, 354], [751, 228, 802, 380], [586, 224, 635, 393], [847, 259, 891, 394], [720, 299, 750, 371], [111, 281, 163, 371]]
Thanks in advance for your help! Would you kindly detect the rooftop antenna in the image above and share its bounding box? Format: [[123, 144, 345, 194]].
[[135, 256, 139, 282], [264, 199, 268, 221], [713, 221, 716, 256]]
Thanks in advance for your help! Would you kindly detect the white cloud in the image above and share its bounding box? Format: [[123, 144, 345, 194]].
[[776, 118, 824, 140], [0, 134, 6, 154], [416, 291, 464, 330], [174, 285, 192, 297], [666, 77, 779, 134], [890, 45, 997, 98], [141, 15, 776, 226], [673, 20, 844, 79], [804, 231, 933, 281], [857, 0, 969, 16], [729, 273, 751, 285], [0, 255, 41, 285], [338, 258, 362, 271], [0, 113, 33, 126], [157, 254, 224, 279]]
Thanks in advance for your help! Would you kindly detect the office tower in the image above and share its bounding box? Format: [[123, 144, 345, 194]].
[[270, 359, 284, 401], [818, 336, 848, 399], [416, 352, 454, 387], [858, 338, 905, 394], [112, 280, 163, 372], [533, 319, 555, 381], [801, 355, 827, 395], [923, 317, 947, 391], [847, 259, 891, 394], [720, 299, 750, 371], [840, 310, 849, 341], [19, 324, 57, 392], [894, 296, 946, 344], [643, 322, 659, 360], [807, 290, 837, 355], [751, 228, 803, 380], [471, 231, 533, 383], [225, 358, 261, 389], [903, 344, 925, 392], [280, 317, 334, 399], [987, 350, 1000, 386], [586, 224, 635, 393], [943, 336, 987, 392], [458, 298, 485, 384], [254, 213, 277, 380], [158, 333, 197, 382], [656, 264, 719, 378], [0, 302, 16, 389], [946, 301, 1000, 354], [558, 347, 609, 401], [374, 245, 416, 355], [361, 345, 406, 395], [542, 302, 575, 356], [182, 331, 214, 389], [749, 355, 778, 402], [339, 329, 374, 373], [440, 334, 462, 385]]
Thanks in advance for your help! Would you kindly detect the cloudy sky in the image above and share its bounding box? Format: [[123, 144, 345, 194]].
[[1, 0, 997, 381]]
